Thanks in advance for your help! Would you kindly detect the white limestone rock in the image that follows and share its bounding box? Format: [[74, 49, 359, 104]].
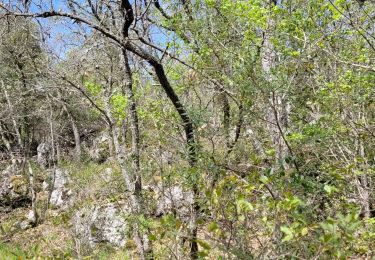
[[73, 202, 129, 248]]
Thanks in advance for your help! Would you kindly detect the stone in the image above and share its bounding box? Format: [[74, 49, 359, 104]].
[[71, 185, 194, 249], [73, 202, 129, 248], [26, 209, 36, 223], [16, 220, 32, 230], [88, 132, 111, 163], [100, 167, 113, 183], [155, 185, 194, 220], [160, 150, 173, 165], [50, 168, 72, 208], [42, 181, 49, 191], [37, 142, 51, 167], [11, 210, 37, 230], [0, 163, 30, 210]]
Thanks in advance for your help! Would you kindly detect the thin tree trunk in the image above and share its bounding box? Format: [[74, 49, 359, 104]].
[[3, 87, 22, 149], [95, 46, 151, 259], [27, 161, 38, 226], [122, 50, 141, 195], [119, 0, 198, 255], [356, 113, 371, 218], [121, 48, 152, 259], [71, 117, 81, 159], [103, 91, 116, 159], [220, 92, 231, 149], [227, 103, 244, 154], [45, 100, 57, 220], [111, 122, 148, 259], [260, 1, 283, 247], [141, 42, 199, 260], [0, 123, 13, 159], [62, 103, 81, 159], [261, 2, 291, 170]]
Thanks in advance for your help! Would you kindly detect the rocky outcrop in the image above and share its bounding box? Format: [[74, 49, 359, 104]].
[[49, 168, 72, 208], [69, 178, 194, 249], [72, 202, 129, 248], [155, 185, 194, 219], [0, 163, 30, 211], [100, 167, 113, 183], [37, 142, 51, 167], [13, 210, 37, 231], [88, 132, 111, 163]]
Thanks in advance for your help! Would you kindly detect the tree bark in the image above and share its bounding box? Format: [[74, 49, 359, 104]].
[[261, 2, 290, 170], [355, 115, 371, 218], [121, 48, 152, 259], [62, 103, 81, 159], [3, 87, 22, 149], [27, 161, 38, 226]]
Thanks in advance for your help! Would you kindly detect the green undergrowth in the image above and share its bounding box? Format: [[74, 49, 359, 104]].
[[0, 241, 131, 259], [0, 243, 27, 259], [0, 160, 132, 259]]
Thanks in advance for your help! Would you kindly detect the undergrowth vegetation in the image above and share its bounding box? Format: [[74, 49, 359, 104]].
[[0, 0, 374, 258]]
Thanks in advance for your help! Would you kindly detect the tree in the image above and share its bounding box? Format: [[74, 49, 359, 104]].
[[0, 0, 374, 258]]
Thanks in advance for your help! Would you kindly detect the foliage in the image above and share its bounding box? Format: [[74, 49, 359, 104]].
[[0, 0, 374, 259]]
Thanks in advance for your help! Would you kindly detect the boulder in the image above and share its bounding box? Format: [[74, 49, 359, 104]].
[[71, 185, 194, 249], [26, 209, 37, 223], [88, 132, 111, 163], [13, 210, 36, 231], [100, 167, 113, 183], [14, 219, 32, 230], [37, 142, 51, 167], [73, 202, 129, 248], [50, 168, 72, 208], [155, 185, 194, 220], [160, 150, 173, 165], [0, 163, 30, 211]]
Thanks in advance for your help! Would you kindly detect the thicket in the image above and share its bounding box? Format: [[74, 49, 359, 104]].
[[0, 0, 374, 258]]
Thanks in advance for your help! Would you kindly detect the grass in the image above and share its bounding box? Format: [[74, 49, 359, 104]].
[[0, 243, 27, 259], [0, 160, 134, 259]]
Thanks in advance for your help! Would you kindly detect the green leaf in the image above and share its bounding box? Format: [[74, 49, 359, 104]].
[[280, 225, 294, 242], [237, 198, 254, 213], [324, 184, 338, 195], [260, 175, 269, 184], [265, 149, 276, 156], [197, 240, 211, 250], [84, 80, 102, 96], [148, 234, 157, 241], [208, 222, 219, 232], [301, 227, 308, 236]]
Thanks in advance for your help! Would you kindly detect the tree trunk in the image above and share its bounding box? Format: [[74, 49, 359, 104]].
[[125, 44, 199, 258], [0, 123, 13, 159], [27, 161, 38, 226], [3, 87, 22, 149], [221, 92, 231, 149], [356, 121, 371, 218], [261, 3, 291, 170], [45, 100, 57, 220], [260, 1, 284, 246], [62, 104, 81, 159], [121, 48, 152, 259]]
